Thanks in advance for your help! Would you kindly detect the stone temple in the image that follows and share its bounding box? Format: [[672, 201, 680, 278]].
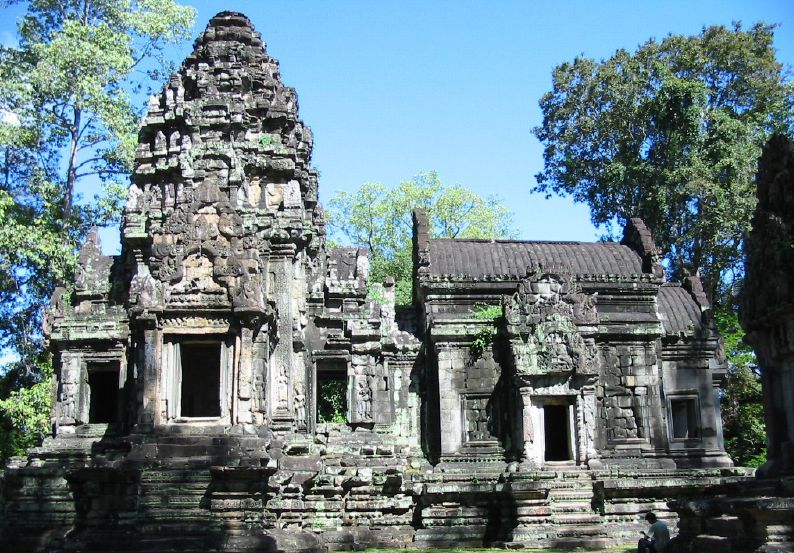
[[4, 11, 779, 552]]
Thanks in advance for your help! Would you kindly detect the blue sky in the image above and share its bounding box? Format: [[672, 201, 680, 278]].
[[2, 0, 793, 252]]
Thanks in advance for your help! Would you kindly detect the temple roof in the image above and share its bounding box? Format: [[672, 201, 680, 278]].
[[657, 284, 704, 334], [128, 9, 318, 209], [427, 239, 645, 277]]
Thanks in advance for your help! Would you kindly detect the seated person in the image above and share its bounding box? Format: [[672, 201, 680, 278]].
[[638, 512, 670, 553]]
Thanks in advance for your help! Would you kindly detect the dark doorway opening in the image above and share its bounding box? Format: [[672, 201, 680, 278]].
[[180, 342, 221, 417], [88, 365, 119, 423], [316, 360, 347, 423], [544, 404, 571, 461]]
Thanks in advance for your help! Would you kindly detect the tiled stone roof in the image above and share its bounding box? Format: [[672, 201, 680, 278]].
[[657, 284, 703, 334], [427, 239, 645, 277]]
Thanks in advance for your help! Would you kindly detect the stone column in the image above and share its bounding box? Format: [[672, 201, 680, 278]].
[[268, 249, 294, 426], [436, 345, 462, 455], [575, 390, 596, 464], [137, 316, 160, 429], [57, 353, 81, 431], [237, 325, 254, 424], [252, 331, 268, 425], [519, 388, 541, 467]]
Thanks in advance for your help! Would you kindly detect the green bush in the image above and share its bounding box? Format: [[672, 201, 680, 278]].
[[317, 379, 346, 423]]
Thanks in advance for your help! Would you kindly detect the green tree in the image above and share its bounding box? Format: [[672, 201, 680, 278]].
[[0, 0, 195, 459], [715, 308, 766, 467], [327, 172, 516, 305], [533, 23, 793, 303]]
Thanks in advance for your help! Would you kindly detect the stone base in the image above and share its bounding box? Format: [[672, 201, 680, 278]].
[[1, 431, 757, 552], [670, 476, 794, 553]]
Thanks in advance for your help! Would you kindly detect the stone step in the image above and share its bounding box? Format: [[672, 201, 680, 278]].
[[139, 470, 212, 482], [547, 537, 612, 549], [137, 510, 211, 522], [544, 481, 582, 490], [549, 488, 593, 498], [551, 502, 595, 514], [550, 494, 594, 504], [705, 515, 743, 538], [555, 524, 609, 539], [138, 495, 205, 508], [552, 513, 603, 525], [691, 534, 731, 553], [139, 485, 211, 497]]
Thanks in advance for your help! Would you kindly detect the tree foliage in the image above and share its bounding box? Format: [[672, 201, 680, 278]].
[[715, 307, 766, 467], [533, 23, 794, 302], [327, 172, 516, 305], [0, 361, 52, 459], [0, 0, 195, 459], [317, 379, 346, 424]]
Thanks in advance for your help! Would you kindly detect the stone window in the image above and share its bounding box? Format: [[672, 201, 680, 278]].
[[163, 338, 233, 421], [87, 362, 119, 424], [316, 359, 347, 423], [669, 396, 700, 440], [463, 394, 492, 443]]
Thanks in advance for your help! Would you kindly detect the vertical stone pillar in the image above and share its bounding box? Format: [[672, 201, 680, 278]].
[[437, 346, 462, 455], [349, 358, 374, 424], [138, 317, 159, 429], [290, 256, 308, 430], [579, 385, 598, 463], [268, 249, 294, 426], [519, 388, 540, 466], [252, 333, 268, 425], [237, 325, 254, 424], [57, 353, 81, 430]]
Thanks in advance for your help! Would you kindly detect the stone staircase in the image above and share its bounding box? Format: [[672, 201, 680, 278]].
[[546, 476, 609, 549], [302, 425, 419, 549], [502, 468, 608, 548]]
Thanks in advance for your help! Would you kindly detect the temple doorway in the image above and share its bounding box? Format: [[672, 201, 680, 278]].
[[180, 342, 221, 417], [88, 363, 119, 423], [315, 359, 348, 423], [543, 404, 572, 462]]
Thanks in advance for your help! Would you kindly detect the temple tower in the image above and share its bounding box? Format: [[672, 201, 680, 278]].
[[122, 11, 323, 431], [742, 133, 794, 477]]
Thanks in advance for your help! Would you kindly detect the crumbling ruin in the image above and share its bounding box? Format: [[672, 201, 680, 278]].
[[1, 12, 750, 552], [669, 135, 794, 553]]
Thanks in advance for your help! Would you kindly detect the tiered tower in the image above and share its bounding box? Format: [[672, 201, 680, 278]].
[[122, 11, 323, 430]]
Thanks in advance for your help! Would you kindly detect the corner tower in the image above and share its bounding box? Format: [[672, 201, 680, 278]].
[[122, 11, 324, 429]]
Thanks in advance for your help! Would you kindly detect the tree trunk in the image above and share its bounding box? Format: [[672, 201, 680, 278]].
[[63, 108, 81, 225]]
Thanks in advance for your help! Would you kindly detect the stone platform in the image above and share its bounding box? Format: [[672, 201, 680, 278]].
[[1, 428, 753, 552]]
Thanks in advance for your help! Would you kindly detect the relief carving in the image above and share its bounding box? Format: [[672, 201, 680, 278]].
[[506, 265, 600, 379], [356, 378, 373, 421], [130, 273, 166, 308], [231, 274, 266, 312], [294, 385, 306, 430]]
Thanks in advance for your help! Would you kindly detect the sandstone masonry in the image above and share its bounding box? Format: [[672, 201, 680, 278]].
[[1, 12, 749, 552]]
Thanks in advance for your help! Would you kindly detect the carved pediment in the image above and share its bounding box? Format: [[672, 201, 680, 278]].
[[506, 264, 599, 379], [506, 264, 598, 328], [74, 229, 113, 298]]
